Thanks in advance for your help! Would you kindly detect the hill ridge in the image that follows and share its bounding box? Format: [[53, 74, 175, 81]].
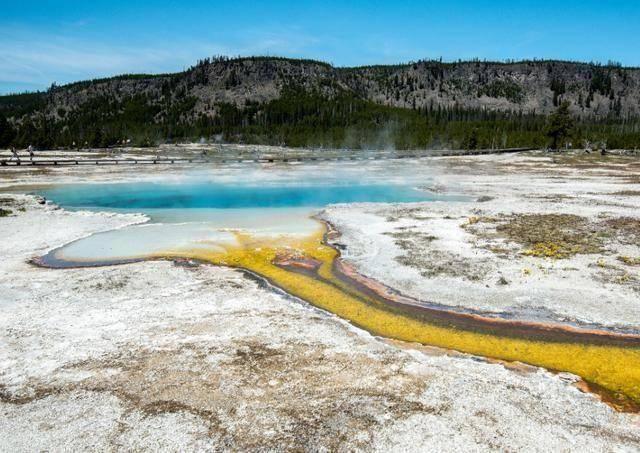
[[1, 56, 639, 149]]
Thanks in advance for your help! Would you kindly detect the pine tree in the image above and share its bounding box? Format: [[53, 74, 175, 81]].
[[0, 113, 16, 147], [546, 102, 574, 150]]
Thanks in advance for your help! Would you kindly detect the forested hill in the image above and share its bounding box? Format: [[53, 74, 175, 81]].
[[1, 56, 640, 149]]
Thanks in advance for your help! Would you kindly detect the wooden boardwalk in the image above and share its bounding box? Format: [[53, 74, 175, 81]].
[[0, 147, 534, 167], [0, 158, 209, 167]]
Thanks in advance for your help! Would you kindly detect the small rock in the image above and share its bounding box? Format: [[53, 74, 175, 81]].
[[497, 276, 510, 285], [173, 258, 201, 268]]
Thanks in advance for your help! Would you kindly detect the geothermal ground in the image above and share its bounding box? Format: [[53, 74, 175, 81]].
[[1, 148, 640, 451], [323, 152, 640, 333]]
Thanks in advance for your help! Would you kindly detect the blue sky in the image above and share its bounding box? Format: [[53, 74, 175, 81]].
[[1, 0, 639, 94]]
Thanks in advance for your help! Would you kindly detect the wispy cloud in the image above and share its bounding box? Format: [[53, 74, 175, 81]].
[[0, 26, 231, 93], [0, 24, 328, 93], [239, 27, 322, 56]]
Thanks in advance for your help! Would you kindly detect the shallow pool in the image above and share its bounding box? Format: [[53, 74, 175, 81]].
[[40, 182, 436, 209], [38, 180, 457, 265]]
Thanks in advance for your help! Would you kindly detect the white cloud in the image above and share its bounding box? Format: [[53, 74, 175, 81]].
[[0, 26, 231, 92], [0, 23, 332, 93]]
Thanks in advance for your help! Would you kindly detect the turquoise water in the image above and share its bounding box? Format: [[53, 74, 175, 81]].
[[37, 180, 458, 266], [40, 182, 436, 210]]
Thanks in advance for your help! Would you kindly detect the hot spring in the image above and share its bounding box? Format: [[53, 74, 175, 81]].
[[37, 179, 454, 266], [29, 167, 640, 409]]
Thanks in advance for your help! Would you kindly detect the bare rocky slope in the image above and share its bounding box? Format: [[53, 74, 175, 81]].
[[3, 57, 640, 122], [2, 57, 640, 150]]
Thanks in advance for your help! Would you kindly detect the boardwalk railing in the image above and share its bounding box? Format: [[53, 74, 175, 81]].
[[0, 148, 534, 167], [0, 158, 209, 167]]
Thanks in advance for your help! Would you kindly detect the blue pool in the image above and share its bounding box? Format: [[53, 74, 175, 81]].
[[40, 182, 438, 210], [36, 180, 461, 266]]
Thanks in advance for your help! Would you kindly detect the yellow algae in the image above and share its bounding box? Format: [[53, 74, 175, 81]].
[[161, 226, 640, 406]]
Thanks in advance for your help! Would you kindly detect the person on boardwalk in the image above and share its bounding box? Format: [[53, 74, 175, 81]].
[[28, 145, 34, 161], [9, 146, 20, 162]]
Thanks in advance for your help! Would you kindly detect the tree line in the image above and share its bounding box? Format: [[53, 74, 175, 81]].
[[1, 87, 639, 150]]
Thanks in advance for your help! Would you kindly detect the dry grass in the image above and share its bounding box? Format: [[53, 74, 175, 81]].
[[384, 229, 489, 281], [466, 212, 640, 261], [605, 217, 640, 246], [385, 231, 437, 250], [494, 214, 604, 259], [618, 256, 640, 266]]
